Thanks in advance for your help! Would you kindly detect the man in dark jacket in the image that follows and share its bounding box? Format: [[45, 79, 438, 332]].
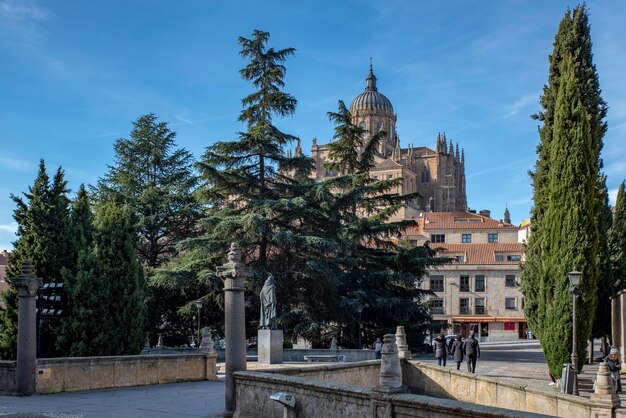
[[463, 331, 480, 373]]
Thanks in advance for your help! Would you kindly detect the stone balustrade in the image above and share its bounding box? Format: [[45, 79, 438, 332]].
[[0, 353, 217, 395]]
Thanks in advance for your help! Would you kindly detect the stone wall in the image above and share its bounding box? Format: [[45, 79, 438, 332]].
[[232, 368, 551, 418], [404, 360, 616, 418], [259, 360, 380, 387], [35, 353, 217, 394], [0, 360, 16, 395]]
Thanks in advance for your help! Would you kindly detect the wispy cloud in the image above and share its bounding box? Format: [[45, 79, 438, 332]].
[[468, 158, 532, 179], [503, 94, 536, 119], [0, 222, 17, 234], [0, 0, 49, 21], [0, 156, 34, 171]]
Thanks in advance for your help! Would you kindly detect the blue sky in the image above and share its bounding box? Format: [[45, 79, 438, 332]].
[[0, 0, 625, 251]]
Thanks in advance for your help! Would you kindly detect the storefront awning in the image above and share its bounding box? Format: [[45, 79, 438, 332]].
[[451, 316, 527, 323], [451, 316, 495, 323]]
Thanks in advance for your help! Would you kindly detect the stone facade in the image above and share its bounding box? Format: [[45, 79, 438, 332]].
[[310, 66, 467, 220], [403, 211, 526, 341]]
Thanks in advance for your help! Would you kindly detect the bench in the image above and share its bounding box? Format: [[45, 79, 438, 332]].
[[303, 355, 346, 363]]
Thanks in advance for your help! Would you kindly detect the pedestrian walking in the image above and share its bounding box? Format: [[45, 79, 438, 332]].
[[434, 333, 447, 367], [463, 330, 480, 373], [450, 334, 464, 370], [374, 337, 383, 359], [605, 348, 622, 393]]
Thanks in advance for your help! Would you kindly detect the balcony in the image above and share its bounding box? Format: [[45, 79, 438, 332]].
[[475, 307, 485, 314], [459, 307, 470, 315], [430, 307, 445, 315]]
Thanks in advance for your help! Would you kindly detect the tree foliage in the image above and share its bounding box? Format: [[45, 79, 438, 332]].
[[59, 202, 146, 356], [97, 113, 200, 344], [0, 161, 73, 359], [609, 182, 626, 290], [522, 51, 603, 376]]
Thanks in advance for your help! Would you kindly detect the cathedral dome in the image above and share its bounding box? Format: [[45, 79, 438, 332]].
[[349, 66, 394, 114]]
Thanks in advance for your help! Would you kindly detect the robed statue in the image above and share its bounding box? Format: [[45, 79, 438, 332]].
[[260, 274, 277, 329]]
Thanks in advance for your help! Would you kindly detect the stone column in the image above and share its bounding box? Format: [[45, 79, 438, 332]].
[[376, 334, 408, 394], [13, 260, 42, 396], [216, 243, 251, 418], [621, 293, 626, 365], [612, 295, 620, 352], [395, 326, 411, 360]]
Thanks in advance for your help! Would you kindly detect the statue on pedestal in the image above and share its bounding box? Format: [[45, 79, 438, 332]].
[[260, 274, 277, 329]]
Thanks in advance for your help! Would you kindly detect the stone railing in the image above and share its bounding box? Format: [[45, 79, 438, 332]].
[[0, 353, 218, 395], [233, 364, 551, 418], [404, 360, 618, 418]]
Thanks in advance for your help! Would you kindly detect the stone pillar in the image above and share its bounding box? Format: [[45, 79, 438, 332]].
[[376, 334, 408, 394], [621, 293, 626, 365], [216, 243, 251, 418], [395, 326, 411, 360], [590, 362, 621, 408], [199, 327, 218, 381], [612, 295, 620, 352], [13, 260, 42, 396]]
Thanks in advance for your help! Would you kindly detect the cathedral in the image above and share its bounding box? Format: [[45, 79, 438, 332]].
[[310, 65, 468, 221]]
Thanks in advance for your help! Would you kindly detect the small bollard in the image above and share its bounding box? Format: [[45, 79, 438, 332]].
[[270, 392, 296, 418]]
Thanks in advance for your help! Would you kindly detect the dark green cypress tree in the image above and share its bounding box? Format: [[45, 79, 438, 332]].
[[0, 161, 73, 359], [529, 55, 600, 376], [56, 184, 95, 355], [609, 182, 626, 290], [522, 5, 608, 376], [64, 202, 146, 356]]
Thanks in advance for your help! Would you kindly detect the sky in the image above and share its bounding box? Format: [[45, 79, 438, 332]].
[[0, 0, 625, 251]]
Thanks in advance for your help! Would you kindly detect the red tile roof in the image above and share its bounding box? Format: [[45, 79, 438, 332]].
[[436, 243, 524, 265], [422, 212, 518, 230]]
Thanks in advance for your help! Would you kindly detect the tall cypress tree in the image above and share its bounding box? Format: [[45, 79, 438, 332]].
[[63, 202, 146, 356], [0, 161, 73, 359], [609, 182, 626, 290], [525, 55, 600, 376], [522, 5, 608, 376]]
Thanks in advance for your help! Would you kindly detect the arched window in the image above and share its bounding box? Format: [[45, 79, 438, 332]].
[[359, 122, 366, 130]]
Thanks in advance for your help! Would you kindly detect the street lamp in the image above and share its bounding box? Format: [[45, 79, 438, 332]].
[[356, 304, 364, 349], [568, 269, 582, 396], [195, 299, 203, 348]]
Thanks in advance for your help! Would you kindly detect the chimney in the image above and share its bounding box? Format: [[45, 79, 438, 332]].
[[479, 209, 491, 218]]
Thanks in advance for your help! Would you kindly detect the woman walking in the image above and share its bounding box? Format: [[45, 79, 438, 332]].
[[450, 334, 464, 370], [434, 333, 448, 367]]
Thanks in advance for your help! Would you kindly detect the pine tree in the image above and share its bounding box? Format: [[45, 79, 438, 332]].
[[97, 113, 199, 268], [0, 161, 73, 359], [63, 202, 146, 356], [609, 181, 626, 290], [97, 113, 199, 344]]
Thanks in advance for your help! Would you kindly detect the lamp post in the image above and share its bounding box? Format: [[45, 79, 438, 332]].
[[357, 304, 363, 349], [568, 269, 582, 396], [195, 299, 203, 348]]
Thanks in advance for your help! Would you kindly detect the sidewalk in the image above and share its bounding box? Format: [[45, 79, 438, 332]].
[[0, 378, 225, 417]]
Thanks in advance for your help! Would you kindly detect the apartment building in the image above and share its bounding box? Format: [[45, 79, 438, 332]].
[[403, 210, 527, 341]]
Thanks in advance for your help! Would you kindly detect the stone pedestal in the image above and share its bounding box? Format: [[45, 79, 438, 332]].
[[395, 326, 412, 360], [376, 334, 408, 394], [217, 243, 252, 417], [591, 362, 621, 408], [13, 260, 42, 396], [258, 329, 283, 364]]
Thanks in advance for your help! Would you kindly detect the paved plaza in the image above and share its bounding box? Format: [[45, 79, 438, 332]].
[[0, 340, 623, 417]]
